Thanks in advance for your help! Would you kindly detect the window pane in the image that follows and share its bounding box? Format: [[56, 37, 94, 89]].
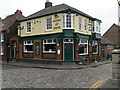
[[44, 44, 56, 52], [46, 17, 52, 30], [79, 44, 88, 54], [25, 45, 33, 52]]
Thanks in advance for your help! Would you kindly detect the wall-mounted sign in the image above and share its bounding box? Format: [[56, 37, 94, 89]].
[[53, 14, 61, 30]]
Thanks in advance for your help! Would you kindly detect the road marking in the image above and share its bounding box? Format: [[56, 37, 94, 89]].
[[89, 79, 108, 89]]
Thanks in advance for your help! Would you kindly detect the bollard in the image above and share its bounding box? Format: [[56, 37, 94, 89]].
[[112, 49, 120, 88]]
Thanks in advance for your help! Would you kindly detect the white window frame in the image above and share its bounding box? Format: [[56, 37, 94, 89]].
[[0, 33, 4, 42], [26, 22, 31, 33], [24, 40, 33, 53], [79, 39, 88, 55], [0, 45, 4, 55], [46, 17, 52, 31], [79, 17, 83, 31], [92, 21, 101, 34], [92, 40, 98, 54], [43, 39, 56, 53], [84, 19, 88, 31], [63, 13, 74, 29]]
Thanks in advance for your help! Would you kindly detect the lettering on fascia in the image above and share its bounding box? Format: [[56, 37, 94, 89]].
[[53, 14, 61, 30]]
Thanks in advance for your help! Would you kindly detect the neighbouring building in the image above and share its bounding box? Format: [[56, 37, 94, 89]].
[[16, 1, 102, 62], [0, 10, 24, 60], [101, 36, 115, 58], [103, 23, 120, 47]]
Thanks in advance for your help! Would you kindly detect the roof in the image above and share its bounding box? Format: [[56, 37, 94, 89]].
[[101, 36, 115, 45], [20, 3, 101, 22], [2, 11, 24, 31], [103, 23, 119, 36]]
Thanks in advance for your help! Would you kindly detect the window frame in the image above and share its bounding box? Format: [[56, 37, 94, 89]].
[[26, 21, 31, 33], [46, 17, 52, 31], [79, 17, 83, 31], [43, 39, 56, 53], [63, 13, 74, 29], [84, 19, 88, 31], [92, 40, 98, 54], [23, 40, 33, 53], [79, 39, 88, 55]]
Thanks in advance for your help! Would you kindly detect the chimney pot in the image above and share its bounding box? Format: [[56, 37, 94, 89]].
[[45, 0, 52, 8]]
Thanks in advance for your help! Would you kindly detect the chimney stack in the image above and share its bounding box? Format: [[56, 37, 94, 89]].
[[45, 0, 52, 8]]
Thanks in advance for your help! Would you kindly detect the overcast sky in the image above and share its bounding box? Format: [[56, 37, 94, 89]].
[[0, 0, 118, 35]]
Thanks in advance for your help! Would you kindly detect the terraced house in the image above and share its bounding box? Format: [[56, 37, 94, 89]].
[[16, 1, 101, 62]]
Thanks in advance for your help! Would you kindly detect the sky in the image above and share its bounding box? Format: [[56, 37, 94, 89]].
[[0, 0, 118, 35]]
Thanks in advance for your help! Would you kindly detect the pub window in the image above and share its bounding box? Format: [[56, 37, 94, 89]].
[[24, 40, 33, 53], [92, 40, 98, 54], [26, 22, 31, 33], [43, 39, 56, 53], [63, 14, 74, 29], [79, 17, 83, 30], [79, 39, 88, 55], [46, 17, 52, 31]]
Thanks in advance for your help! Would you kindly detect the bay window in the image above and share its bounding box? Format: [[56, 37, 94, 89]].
[[24, 40, 33, 53], [79, 39, 88, 55], [63, 14, 74, 29], [43, 39, 56, 53], [46, 17, 52, 31], [92, 40, 98, 54]]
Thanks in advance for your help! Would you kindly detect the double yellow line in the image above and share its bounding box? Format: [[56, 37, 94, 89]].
[[89, 79, 108, 89]]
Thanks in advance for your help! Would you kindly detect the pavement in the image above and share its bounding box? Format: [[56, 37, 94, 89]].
[[1, 59, 112, 70]]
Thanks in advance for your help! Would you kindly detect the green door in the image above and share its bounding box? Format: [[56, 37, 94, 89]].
[[35, 42, 40, 56], [101, 45, 104, 56], [64, 38, 74, 62]]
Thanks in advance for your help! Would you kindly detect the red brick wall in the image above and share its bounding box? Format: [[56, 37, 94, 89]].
[[56, 39, 62, 60], [89, 40, 92, 60], [24, 53, 33, 57], [104, 45, 115, 57], [98, 40, 101, 56], [34, 40, 42, 59], [76, 42, 79, 61], [19, 43, 22, 59], [43, 53, 56, 59]]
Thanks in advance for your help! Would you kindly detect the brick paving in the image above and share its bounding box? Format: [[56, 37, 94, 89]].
[[2, 61, 112, 88]]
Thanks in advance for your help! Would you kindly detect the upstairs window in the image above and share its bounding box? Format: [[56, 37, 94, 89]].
[[63, 14, 74, 29], [26, 22, 31, 33], [43, 39, 56, 53], [46, 17, 52, 31], [92, 40, 98, 54], [24, 40, 33, 53], [0, 33, 4, 42], [79, 17, 83, 30], [84, 19, 88, 31]]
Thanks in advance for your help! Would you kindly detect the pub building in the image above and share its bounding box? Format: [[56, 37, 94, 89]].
[[13, 0, 101, 63]]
